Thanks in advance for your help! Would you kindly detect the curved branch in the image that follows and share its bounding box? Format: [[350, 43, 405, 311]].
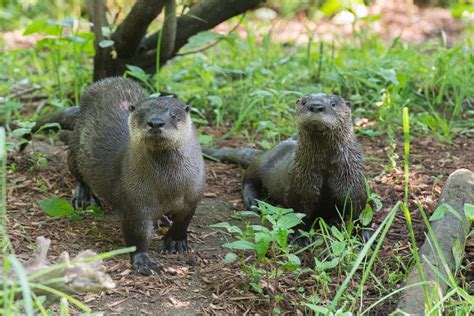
[[160, 0, 177, 61], [112, 0, 167, 59], [87, 0, 110, 81], [142, 0, 264, 64], [176, 13, 245, 57]]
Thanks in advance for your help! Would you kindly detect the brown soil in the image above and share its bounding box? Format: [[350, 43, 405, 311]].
[[4, 131, 473, 314]]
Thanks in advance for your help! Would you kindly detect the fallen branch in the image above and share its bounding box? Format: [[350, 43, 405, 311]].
[[395, 169, 473, 315], [2, 236, 115, 305]]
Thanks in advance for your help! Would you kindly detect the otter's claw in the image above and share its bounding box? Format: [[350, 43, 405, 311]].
[[72, 181, 99, 209], [72, 195, 99, 210], [161, 239, 189, 254], [132, 252, 162, 276]]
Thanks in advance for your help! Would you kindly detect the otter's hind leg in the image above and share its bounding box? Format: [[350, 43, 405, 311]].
[[65, 134, 99, 209], [161, 207, 196, 254]]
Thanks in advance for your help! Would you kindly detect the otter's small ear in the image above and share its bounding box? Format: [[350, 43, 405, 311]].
[[129, 105, 136, 112], [345, 101, 352, 108], [184, 105, 191, 113]]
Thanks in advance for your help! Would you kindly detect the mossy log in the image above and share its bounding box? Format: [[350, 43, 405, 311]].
[[395, 169, 473, 315]]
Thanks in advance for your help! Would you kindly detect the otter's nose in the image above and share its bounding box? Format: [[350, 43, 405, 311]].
[[308, 103, 325, 113], [148, 118, 165, 129]]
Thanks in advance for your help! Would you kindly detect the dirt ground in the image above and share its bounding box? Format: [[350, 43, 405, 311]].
[[5, 132, 473, 314]]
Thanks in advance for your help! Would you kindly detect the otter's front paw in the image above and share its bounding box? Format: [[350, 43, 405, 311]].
[[161, 239, 189, 254], [72, 193, 99, 209], [132, 252, 162, 276]]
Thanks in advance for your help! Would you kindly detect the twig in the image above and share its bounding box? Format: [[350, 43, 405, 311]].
[[176, 13, 246, 57]]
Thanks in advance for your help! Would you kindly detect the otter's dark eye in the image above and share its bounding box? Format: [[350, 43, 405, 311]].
[[301, 99, 306, 106], [184, 106, 191, 113], [129, 105, 136, 112], [331, 102, 336, 107]]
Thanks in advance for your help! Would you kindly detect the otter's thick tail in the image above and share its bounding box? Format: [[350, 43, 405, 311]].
[[202, 147, 262, 168], [20, 106, 80, 151]]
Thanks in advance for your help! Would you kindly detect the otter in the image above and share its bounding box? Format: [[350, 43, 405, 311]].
[[26, 77, 205, 275], [203, 93, 367, 240]]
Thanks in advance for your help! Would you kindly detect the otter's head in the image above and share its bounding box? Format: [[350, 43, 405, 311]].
[[295, 93, 352, 133], [128, 96, 192, 149]]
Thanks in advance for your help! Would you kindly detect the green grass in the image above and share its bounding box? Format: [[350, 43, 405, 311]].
[[149, 25, 472, 144], [2, 18, 473, 147]]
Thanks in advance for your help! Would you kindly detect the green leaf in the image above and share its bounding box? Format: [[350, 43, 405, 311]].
[[378, 68, 399, 86], [304, 303, 329, 314], [276, 213, 303, 230], [36, 157, 48, 169], [359, 204, 373, 226], [0, 101, 23, 112], [23, 19, 46, 35], [430, 203, 455, 221], [274, 228, 288, 249], [24, 18, 62, 36], [68, 212, 84, 222], [464, 203, 474, 223], [224, 252, 238, 264], [250, 282, 263, 293], [452, 239, 463, 273], [223, 240, 255, 250], [36, 123, 61, 133], [198, 134, 213, 146], [319, 257, 340, 271], [101, 26, 112, 37], [85, 205, 104, 219], [331, 225, 344, 241], [192, 117, 209, 125], [125, 65, 149, 82], [11, 128, 32, 137], [183, 31, 224, 51], [255, 232, 271, 259], [282, 253, 301, 271], [38, 198, 74, 218], [64, 35, 86, 44], [371, 194, 383, 212], [210, 222, 243, 235], [331, 240, 346, 257], [49, 18, 74, 28], [98, 40, 114, 48], [236, 211, 260, 218]]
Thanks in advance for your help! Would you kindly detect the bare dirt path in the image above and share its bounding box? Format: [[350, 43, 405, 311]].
[[5, 134, 473, 314]]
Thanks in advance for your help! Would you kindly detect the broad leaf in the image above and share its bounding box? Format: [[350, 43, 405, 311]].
[[359, 204, 373, 226], [224, 252, 238, 264], [223, 240, 255, 250], [464, 203, 474, 222], [183, 31, 224, 51], [99, 40, 114, 48], [38, 198, 74, 218], [255, 232, 271, 259], [430, 203, 455, 221], [210, 222, 243, 235]]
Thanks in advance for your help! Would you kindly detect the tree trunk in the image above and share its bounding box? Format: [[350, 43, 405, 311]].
[[89, 0, 264, 81]]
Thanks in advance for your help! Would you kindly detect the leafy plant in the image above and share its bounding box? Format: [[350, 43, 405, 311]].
[[38, 198, 103, 221], [211, 202, 305, 308]]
